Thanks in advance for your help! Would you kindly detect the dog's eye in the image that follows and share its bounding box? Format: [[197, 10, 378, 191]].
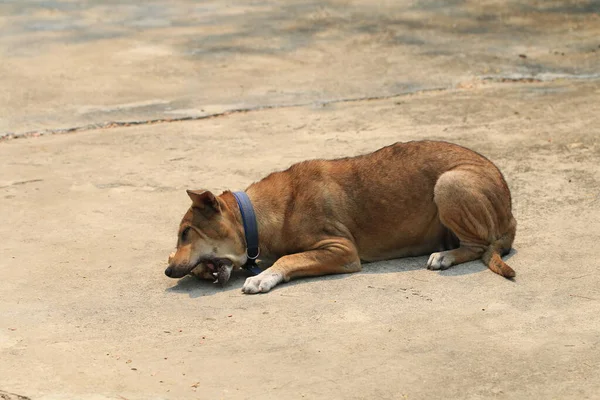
[[181, 227, 191, 242]]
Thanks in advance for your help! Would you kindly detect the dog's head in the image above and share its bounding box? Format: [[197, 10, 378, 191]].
[[164, 190, 246, 280]]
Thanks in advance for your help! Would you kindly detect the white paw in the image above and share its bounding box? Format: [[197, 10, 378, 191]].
[[241, 272, 284, 294], [427, 252, 454, 270]]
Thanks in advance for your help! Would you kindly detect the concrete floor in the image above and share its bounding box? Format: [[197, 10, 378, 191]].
[[1, 1, 599, 399]]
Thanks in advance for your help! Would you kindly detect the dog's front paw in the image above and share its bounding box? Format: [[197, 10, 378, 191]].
[[242, 272, 284, 294], [427, 251, 454, 270]]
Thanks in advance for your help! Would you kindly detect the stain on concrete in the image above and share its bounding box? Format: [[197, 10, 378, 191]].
[[0, 0, 599, 135]]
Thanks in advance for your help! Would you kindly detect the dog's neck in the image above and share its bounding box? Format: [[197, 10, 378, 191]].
[[220, 189, 278, 260], [221, 182, 290, 260]]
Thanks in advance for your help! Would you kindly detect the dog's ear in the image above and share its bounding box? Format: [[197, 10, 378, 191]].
[[186, 189, 221, 215]]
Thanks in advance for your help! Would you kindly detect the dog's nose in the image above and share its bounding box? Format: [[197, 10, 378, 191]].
[[165, 266, 173, 277]]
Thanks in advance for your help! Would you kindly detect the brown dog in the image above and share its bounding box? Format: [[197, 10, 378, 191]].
[[165, 141, 516, 294]]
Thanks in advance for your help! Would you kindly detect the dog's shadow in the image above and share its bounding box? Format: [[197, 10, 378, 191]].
[[358, 249, 517, 280], [165, 272, 250, 298], [165, 249, 518, 297]]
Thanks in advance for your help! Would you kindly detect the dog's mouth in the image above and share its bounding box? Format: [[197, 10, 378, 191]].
[[200, 257, 230, 272], [197, 257, 234, 286], [166, 256, 234, 283]]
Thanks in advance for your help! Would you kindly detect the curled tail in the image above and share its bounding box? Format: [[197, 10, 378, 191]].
[[482, 241, 515, 278]]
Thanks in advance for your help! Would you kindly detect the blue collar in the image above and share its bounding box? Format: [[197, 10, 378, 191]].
[[232, 191, 262, 276]]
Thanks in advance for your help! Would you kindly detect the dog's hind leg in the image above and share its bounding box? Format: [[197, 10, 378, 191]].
[[241, 238, 361, 294], [428, 169, 516, 277], [427, 245, 485, 270]]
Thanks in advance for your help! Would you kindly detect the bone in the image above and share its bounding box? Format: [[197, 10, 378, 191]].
[[216, 259, 234, 287]]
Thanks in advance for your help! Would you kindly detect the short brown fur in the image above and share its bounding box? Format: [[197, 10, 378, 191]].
[[165, 140, 517, 293]]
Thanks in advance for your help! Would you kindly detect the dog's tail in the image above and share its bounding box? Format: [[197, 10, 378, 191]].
[[482, 240, 515, 278]]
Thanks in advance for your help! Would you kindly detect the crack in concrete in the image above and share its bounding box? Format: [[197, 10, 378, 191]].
[[0, 389, 32, 400], [482, 72, 600, 83], [0, 87, 447, 141], [2, 72, 599, 141], [0, 179, 44, 188]]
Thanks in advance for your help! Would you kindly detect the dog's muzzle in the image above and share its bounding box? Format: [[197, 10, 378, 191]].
[[164, 264, 192, 278]]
